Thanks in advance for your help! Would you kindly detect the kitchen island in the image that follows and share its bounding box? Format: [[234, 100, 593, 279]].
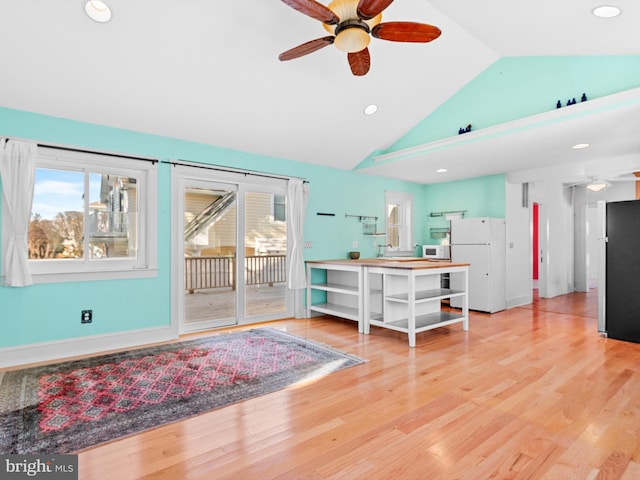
[[306, 259, 469, 347]]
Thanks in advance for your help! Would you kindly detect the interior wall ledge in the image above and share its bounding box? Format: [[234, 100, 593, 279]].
[[372, 86, 640, 165]]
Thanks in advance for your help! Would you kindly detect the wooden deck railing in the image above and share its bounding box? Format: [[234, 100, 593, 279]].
[[185, 254, 286, 293]]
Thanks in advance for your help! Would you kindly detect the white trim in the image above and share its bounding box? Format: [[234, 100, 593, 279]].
[[0, 325, 178, 369], [506, 294, 531, 309], [597, 200, 606, 333], [1, 268, 158, 284]]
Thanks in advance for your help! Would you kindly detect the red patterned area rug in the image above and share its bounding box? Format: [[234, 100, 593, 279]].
[[0, 328, 364, 454]]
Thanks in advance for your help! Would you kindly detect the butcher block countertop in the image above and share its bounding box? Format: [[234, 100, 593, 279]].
[[305, 258, 470, 270]]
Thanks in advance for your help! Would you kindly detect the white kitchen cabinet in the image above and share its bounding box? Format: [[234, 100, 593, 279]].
[[363, 264, 469, 347], [306, 262, 364, 333]]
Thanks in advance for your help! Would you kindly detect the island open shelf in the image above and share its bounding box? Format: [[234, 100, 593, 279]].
[[370, 311, 465, 332], [385, 288, 466, 303], [306, 261, 364, 333], [306, 259, 469, 345], [364, 262, 469, 347]]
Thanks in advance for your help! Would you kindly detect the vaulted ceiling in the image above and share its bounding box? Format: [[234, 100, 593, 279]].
[[1, 1, 640, 185]]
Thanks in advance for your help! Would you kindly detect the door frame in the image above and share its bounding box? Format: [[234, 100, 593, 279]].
[[532, 201, 549, 298], [171, 165, 293, 334], [597, 200, 606, 332]]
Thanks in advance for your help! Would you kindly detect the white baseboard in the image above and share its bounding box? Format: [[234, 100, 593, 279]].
[[547, 283, 572, 299], [0, 326, 179, 369], [507, 294, 532, 309]]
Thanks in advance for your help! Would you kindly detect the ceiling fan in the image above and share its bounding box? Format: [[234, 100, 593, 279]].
[[278, 0, 442, 76]]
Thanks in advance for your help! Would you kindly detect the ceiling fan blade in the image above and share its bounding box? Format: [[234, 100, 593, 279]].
[[279, 36, 335, 61], [348, 48, 371, 76], [357, 0, 394, 21], [372, 22, 442, 42], [280, 0, 340, 25]]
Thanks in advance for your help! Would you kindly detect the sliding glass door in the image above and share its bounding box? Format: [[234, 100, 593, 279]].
[[182, 180, 238, 330], [244, 191, 287, 318], [173, 168, 290, 333]]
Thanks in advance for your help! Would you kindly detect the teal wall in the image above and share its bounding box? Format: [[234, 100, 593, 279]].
[[423, 174, 506, 242], [0, 107, 428, 349], [355, 55, 640, 171]]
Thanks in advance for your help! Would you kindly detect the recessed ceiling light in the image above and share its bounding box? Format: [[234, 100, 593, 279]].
[[592, 5, 621, 18], [84, 0, 112, 23], [363, 104, 378, 115], [572, 143, 590, 150], [436, 168, 447, 173]]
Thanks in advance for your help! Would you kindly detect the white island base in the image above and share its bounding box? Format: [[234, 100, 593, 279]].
[[306, 259, 469, 347]]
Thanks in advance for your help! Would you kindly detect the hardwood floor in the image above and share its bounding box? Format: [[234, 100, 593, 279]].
[[73, 290, 640, 478]]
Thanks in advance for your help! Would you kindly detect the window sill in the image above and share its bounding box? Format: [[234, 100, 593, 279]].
[[2, 268, 159, 285]]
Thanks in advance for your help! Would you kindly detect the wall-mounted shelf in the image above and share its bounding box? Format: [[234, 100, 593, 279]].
[[429, 210, 467, 218], [346, 213, 386, 236], [345, 214, 377, 222], [430, 227, 450, 239]]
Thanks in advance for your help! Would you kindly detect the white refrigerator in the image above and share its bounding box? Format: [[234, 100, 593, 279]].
[[449, 217, 506, 313]]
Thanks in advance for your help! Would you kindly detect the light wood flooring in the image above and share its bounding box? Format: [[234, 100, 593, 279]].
[[71, 289, 640, 478]]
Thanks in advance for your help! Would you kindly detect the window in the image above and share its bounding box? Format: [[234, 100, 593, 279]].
[[272, 194, 286, 222], [385, 191, 413, 253], [26, 148, 157, 282]]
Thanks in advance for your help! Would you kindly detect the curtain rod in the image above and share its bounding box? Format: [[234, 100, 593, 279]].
[[2, 138, 158, 164], [163, 159, 309, 183], [38, 143, 158, 164]]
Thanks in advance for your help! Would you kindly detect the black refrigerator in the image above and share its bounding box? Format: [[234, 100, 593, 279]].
[[604, 199, 640, 342]]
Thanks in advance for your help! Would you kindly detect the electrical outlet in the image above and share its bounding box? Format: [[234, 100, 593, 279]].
[[304, 241, 313, 248], [81, 310, 93, 324], [352, 241, 358, 249]]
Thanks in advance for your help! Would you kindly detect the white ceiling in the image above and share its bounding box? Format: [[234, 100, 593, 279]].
[[1, 0, 640, 185]]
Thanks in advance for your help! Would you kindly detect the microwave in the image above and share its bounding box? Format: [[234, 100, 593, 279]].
[[422, 244, 450, 260]]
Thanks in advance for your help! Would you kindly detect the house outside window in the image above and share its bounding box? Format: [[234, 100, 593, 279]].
[[272, 194, 286, 222], [26, 148, 157, 282]]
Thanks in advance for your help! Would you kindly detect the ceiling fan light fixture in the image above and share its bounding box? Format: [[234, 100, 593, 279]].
[[334, 27, 370, 53], [84, 0, 112, 23], [324, 0, 382, 31], [592, 5, 622, 18], [323, 0, 382, 53], [586, 180, 610, 192]]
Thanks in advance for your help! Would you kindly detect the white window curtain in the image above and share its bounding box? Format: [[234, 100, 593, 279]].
[[287, 178, 309, 293], [0, 139, 37, 287]]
